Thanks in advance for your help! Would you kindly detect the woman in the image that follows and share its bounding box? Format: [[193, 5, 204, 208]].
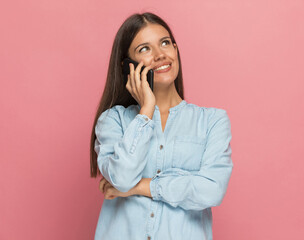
[[90, 12, 233, 240]]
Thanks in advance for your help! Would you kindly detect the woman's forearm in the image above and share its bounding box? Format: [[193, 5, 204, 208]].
[[133, 178, 152, 198]]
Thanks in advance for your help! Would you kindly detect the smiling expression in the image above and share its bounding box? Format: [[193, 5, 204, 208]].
[[128, 23, 179, 85]]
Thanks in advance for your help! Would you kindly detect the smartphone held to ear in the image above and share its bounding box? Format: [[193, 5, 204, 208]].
[[122, 58, 154, 91]]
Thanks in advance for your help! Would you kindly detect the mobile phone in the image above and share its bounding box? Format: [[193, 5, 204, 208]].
[[122, 57, 154, 91]]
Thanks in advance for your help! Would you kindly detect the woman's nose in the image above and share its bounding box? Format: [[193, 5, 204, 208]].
[[154, 49, 166, 61]]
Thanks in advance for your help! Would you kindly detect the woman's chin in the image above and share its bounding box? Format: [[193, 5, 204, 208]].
[[153, 79, 176, 88]]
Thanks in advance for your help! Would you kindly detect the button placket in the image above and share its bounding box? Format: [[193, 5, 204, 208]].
[[156, 144, 163, 177]]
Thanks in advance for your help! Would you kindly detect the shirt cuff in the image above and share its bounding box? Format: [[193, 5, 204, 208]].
[[150, 175, 161, 201], [136, 114, 155, 129]]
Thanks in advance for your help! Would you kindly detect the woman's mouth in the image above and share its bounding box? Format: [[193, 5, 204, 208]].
[[154, 64, 172, 73]]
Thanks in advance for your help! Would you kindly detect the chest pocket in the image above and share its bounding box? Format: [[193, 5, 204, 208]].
[[172, 135, 206, 171]]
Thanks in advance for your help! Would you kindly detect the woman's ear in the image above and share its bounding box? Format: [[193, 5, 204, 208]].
[[173, 43, 178, 54]]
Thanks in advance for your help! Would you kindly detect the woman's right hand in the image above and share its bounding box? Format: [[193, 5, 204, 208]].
[[126, 61, 156, 109], [99, 177, 136, 200]]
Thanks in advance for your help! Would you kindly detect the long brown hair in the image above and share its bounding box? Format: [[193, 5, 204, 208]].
[[90, 12, 185, 178]]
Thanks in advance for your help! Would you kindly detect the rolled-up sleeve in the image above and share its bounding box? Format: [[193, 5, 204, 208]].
[[95, 108, 155, 192], [150, 109, 233, 211]]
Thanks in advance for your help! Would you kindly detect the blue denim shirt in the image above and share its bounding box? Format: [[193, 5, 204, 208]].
[[94, 100, 233, 240]]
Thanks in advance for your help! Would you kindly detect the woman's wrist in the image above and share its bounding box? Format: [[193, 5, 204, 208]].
[[140, 106, 155, 120], [133, 178, 152, 198]]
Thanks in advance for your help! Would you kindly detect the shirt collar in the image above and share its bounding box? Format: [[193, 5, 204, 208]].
[[137, 99, 187, 113]]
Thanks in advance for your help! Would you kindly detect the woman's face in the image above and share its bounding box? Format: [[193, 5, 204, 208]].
[[127, 24, 179, 86]]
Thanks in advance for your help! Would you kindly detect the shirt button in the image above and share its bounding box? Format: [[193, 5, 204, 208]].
[[157, 169, 161, 174], [150, 212, 154, 217], [144, 117, 148, 121], [159, 145, 163, 150]]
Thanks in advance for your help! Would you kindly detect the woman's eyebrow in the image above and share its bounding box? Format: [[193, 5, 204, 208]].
[[134, 36, 171, 52]]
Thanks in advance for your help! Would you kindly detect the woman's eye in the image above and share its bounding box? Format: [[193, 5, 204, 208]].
[[139, 46, 148, 53], [139, 40, 171, 53], [162, 40, 171, 46]]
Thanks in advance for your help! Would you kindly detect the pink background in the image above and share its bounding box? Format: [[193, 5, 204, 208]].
[[1, 1, 303, 239]]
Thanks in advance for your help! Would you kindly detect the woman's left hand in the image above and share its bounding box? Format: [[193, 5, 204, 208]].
[[99, 177, 136, 200]]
